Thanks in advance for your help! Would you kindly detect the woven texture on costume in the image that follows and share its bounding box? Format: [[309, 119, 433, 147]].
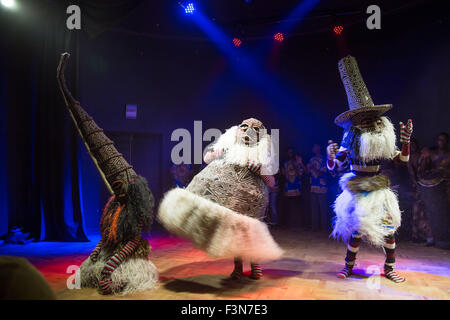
[[339, 56, 375, 110], [186, 160, 268, 219], [157, 188, 283, 262], [70, 102, 137, 185]]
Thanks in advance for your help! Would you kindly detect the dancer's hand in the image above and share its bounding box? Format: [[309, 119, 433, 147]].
[[204, 148, 227, 164], [247, 160, 261, 174], [327, 140, 338, 160], [399, 119, 413, 144], [215, 148, 227, 159]]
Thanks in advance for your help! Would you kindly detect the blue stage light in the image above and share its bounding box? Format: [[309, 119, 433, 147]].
[[184, 2, 195, 14]]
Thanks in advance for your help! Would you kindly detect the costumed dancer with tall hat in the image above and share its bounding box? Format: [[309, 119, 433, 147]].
[[57, 53, 158, 294], [327, 56, 413, 283], [158, 118, 283, 280]]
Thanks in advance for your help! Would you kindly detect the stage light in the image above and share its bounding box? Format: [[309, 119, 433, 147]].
[[333, 25, 344, 35], [233, 38, 242, 47], [184, 2, 195, 14], [274, 32, 284, 42], [1, 0, 16, 8]]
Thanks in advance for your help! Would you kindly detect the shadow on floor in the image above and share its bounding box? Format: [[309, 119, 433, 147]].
[[159, 257, 348, 296]]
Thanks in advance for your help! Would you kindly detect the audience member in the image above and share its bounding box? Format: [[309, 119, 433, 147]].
[[407, 138, 434, 244], [308, 144, 329, 232], [281, 148, 307, 228]]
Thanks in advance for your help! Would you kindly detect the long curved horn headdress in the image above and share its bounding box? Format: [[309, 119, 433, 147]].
[[57, 53, 136, 195]]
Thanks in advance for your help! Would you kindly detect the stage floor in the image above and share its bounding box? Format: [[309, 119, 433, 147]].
[[1, 229, 449, 300]]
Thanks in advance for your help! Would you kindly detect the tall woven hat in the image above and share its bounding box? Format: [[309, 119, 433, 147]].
[[334, 55, 392, 128], [57, 53, 136, 195]]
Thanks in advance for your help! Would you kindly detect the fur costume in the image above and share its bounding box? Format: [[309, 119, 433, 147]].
[[331, 172, 401, 247], [57, 53, 158, 294], [328, 55, 412, 283], [331, 116, 403, 247], [158, 120, 283, 262]]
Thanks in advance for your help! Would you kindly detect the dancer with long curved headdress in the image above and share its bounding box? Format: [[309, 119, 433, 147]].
[[57, 53, 158, 295]]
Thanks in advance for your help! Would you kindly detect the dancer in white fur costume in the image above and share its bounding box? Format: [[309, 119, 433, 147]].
[[158, 118, 283, 280], [327, 56, 413, 283]]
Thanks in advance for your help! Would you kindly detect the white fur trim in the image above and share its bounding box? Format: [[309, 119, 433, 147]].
[[157, 188, 283, 262], [80, 256, 159, 295], [212, 126, 277, 173], [331, 180, 401, 247], [358, 117, 399, 161], [212, 126, 238, 151]]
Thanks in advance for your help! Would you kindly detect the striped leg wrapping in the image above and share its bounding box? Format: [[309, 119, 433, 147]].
[[250, 263, 263, 280], [98, 238, 140, 294], [337, 265, 353, 279], [90, 240, 103, 262], [230, 258, 244, 280], [384, 269, 406, 283], [383, 235, 405, 283], [338, 232, 360, 279]]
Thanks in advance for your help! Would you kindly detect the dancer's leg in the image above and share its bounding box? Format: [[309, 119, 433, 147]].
[[230, 257, 244, 279], [250, 262, 263, 280], [337, 231, 362, 279], [383, 235, 406, 283]]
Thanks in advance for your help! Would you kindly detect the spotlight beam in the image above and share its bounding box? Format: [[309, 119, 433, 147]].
[[1, 0, 16, 8], [279, 0, 321, 34], [190, 11, 306, 115]]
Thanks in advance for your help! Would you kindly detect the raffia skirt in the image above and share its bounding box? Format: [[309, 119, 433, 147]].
[[331, 172, 401, 247], [158, 160, 283, 262], [80, 239, 158, 295]]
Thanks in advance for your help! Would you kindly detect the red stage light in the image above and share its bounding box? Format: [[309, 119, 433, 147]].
[[333, 25, 344, 35], [233, 38, 242, 47], [274, 32, 284, 42]]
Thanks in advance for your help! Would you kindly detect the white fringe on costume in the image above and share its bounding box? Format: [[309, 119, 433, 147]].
[[212, 126, 278, 174], [157, 188, 284, 262], [358, 116, 398, 162], [331, 173, 401, 247], [80, 252, 158, 295]]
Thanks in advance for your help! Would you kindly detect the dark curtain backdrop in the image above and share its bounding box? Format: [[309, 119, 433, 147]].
[[0, 0, 144, 241]]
